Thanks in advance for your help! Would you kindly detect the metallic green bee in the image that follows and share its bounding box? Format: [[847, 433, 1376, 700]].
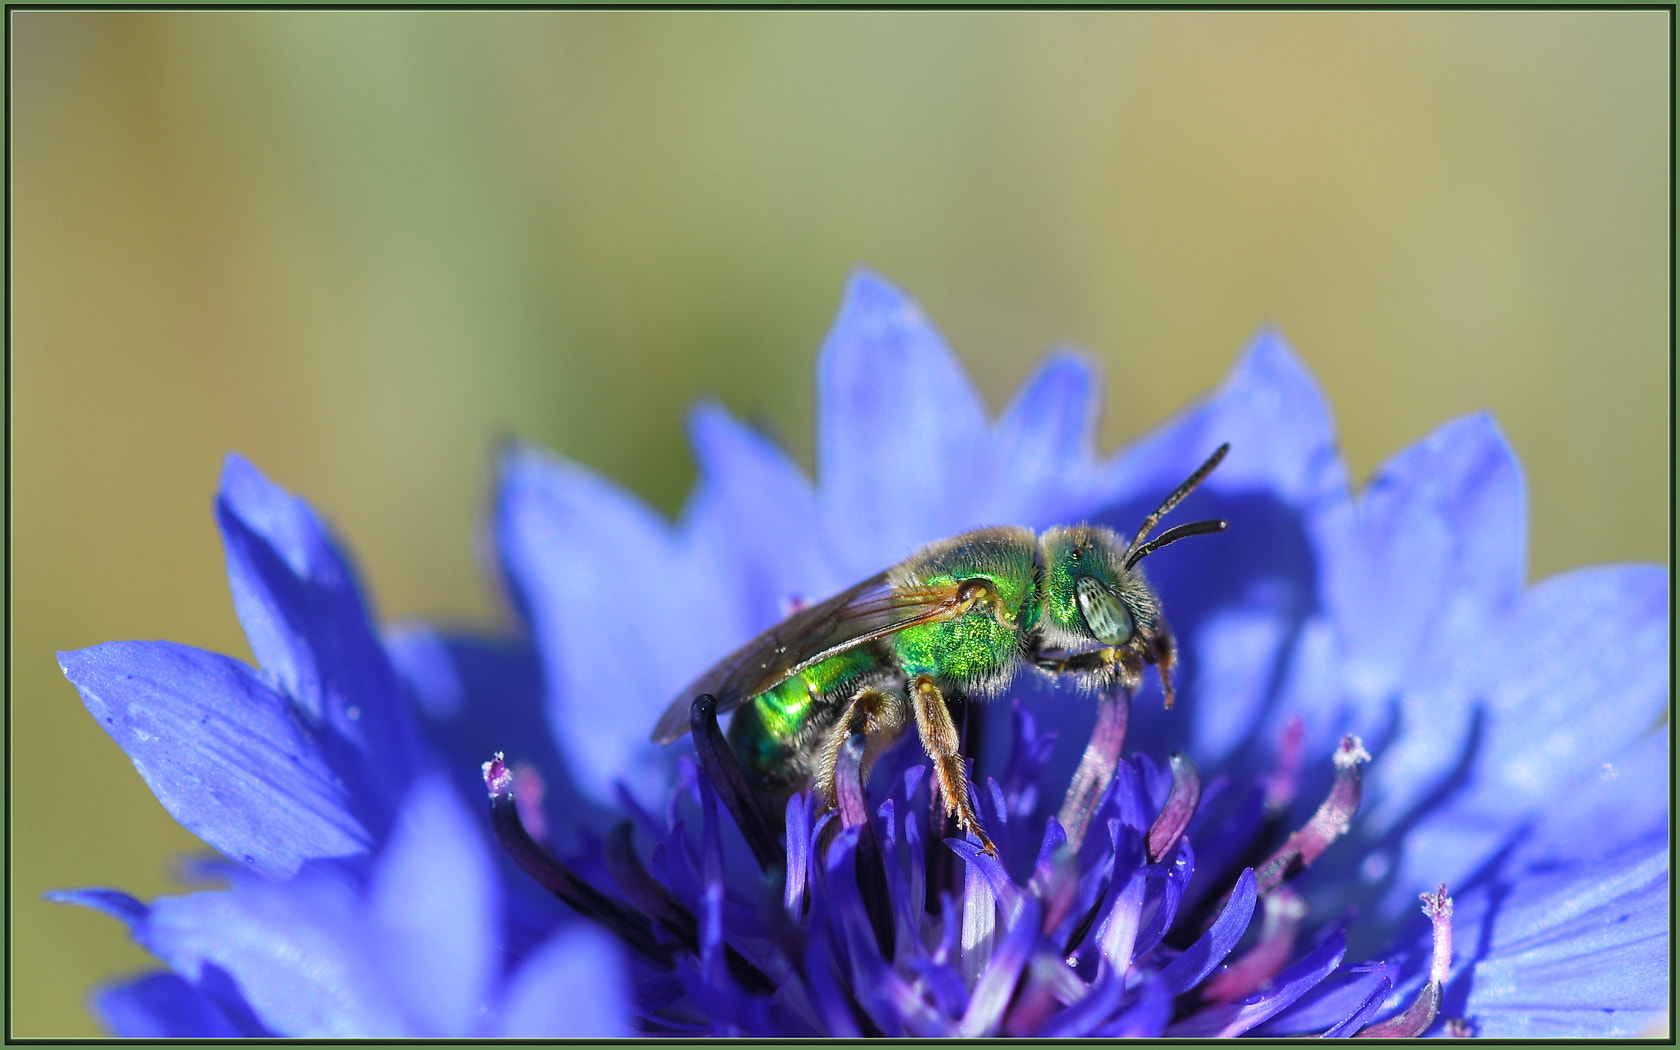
[[653, 444, 1230, 856]]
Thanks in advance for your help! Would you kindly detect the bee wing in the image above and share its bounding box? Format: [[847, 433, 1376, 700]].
[[650, 572, 974, 743]]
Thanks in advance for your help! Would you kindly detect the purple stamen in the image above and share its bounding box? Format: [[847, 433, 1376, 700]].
[[1423, 883, 1454, 985], [1168, 929, 1347, 1037], [1145, 750, 1202, 863], [1001, 950, 1073, 1036], [1255, 735, 1369, 894], [834, 733, 871, 830], [1354, 884, 1453, 1038], [1353, 981, 1441, 1038], [603, 822, 776, 995], [1057, 688, 1131, 851], [835, 733, 896, 961], [958, 897, 1041, 1036], [1201, 884, 1308, 1003], [784, 791, 814, 918], [689, 693, 781, 872], [1156, 867, 1258, 996], [481, 753, 671, 965]]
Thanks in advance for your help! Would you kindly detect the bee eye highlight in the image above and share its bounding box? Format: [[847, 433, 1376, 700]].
[[1074, 576, 1133, 646]]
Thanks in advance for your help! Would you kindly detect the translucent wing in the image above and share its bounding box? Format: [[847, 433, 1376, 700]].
[[650, 572, 974, 743]]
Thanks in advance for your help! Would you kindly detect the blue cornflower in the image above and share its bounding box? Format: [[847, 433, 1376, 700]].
[[57, 271, 1666, 1037]]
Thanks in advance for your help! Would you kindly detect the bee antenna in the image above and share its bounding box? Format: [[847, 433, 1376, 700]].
[[1125, 518, 1228, 569], [1127, 443, 1230, 552]]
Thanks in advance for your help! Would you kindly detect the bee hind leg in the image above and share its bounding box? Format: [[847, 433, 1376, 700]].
[[911, 674, 998, 856]]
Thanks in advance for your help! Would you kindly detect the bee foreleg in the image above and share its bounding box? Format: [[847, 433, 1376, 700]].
[[813, 686, 908, 813], [911, 674, 998, 856], [1031, 644, 1147, 696]]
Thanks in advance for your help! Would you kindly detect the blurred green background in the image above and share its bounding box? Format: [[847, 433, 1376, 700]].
[[11, 11, 1668, 1035]]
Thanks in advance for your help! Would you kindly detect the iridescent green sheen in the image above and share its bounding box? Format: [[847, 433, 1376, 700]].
[[890, 611, 1018, 685], [727, 645, 881, 784], [889, 531, 1041, 689]]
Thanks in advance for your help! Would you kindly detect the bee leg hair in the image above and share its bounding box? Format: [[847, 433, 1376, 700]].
[[911, 673, 998, 856]]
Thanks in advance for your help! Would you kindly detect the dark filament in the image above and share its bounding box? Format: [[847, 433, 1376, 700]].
[[836, 732, 897, 962], [483, 756, 671, 965], [602, 822, 776, 995], [689, 693, 782, 871]]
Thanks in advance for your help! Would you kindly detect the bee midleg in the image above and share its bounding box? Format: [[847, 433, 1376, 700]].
[[910, 673, 998, 856], [813, 684, 910, 813]]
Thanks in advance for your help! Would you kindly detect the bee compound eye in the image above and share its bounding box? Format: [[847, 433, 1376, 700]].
[[1075, 576, 1134, 646]]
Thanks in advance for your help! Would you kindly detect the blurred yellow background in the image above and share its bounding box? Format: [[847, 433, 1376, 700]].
[[11, 11, 1668, 1035]]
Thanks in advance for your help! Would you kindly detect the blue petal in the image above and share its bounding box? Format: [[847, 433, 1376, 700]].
[[1452, 838, 1668, 1037], [1325, 413, 1526, 707], [1254, 965, 1392, 1037], [366, 776, 498, 1036], [495, 924, 634, 1037], [59, 642, 369, 878], [988, 349, 1104, 527], [815, 270, 995, 575], [93, 972, 259, 1038], [1320, 416, 1528, 836], [139, 872, 410, 1036], [1392, 564, 1669, 893], [216, 455, 424, 824], [47, 887, 149, 927], [495, 442, 727, 806], [683, 402, 845, 632], [958, 897, 1041, 1036], [1106, 328, 1343, 519], [1474, 564, 1667, 818], [1040, 961, 1127, 1037]]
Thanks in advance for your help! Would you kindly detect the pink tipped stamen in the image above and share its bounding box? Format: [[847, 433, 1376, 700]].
[[1145, 750, 1202, 864], [1354, 883, 1454, 1038], [482, 751, 513, 796], [1255, 735, 1369, 895], [835, 734, 871, 830], [1421, 884, 1454, 986], [1056, 689, 1131, 851]]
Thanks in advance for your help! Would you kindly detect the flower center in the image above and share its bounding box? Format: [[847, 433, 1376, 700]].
[[483, 692, 1454, 1038]]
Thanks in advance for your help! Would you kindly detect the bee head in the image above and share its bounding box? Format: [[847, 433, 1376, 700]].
[[1036, 524, 1159, 651], [1035, 444, 1231, 657]]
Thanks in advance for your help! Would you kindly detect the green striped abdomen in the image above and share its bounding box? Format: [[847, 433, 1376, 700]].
[[726, 645, 884, 797]]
